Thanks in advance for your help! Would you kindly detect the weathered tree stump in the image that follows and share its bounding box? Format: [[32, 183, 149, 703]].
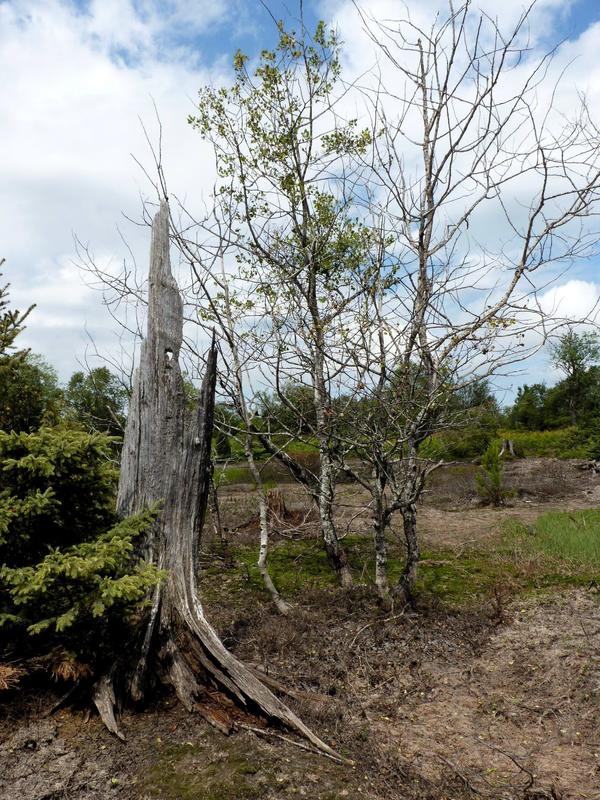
[[93, 200, 337, 759], [499, 439, 516, 457]]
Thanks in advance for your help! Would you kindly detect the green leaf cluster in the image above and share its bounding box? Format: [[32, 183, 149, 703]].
[[0, 274, 62, 434], [0, 353, 62, 433], [508, 332, 600, 431], [0, 268, 33, 366], [63, 367, 127, 438], [1, 510, 159, 636], [189, 19, 373, 300]]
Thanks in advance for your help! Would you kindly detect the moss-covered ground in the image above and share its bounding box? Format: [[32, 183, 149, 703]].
[[202, 508, 600, 614]]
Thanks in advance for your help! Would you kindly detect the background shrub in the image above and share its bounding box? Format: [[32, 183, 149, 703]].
[[498, 428, 590, 459]]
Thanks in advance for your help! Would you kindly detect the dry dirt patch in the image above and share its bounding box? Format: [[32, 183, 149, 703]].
[[379, 589, 600, 798]]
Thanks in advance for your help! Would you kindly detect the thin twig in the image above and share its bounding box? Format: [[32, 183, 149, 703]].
[[430, 752, 482, 795], [348, 611, 406, 649]]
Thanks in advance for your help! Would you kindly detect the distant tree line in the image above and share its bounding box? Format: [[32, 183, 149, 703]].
[[206, 330, 600, 468], [507, 331, 600, 431], [0, 353, 128, 437], [3, 290, 597, 471]]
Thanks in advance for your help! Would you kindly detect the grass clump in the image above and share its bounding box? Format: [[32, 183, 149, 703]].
[[236, 538, 337, 595], [141, 740, 267, 800], [417, 549, 510, 604], [202, 534, 504, 609], [506, 509, 600, 566]]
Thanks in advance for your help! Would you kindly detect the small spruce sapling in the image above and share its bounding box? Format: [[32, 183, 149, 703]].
[[476, 441, 511, 506]]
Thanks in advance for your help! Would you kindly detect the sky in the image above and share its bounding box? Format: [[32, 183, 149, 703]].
[[2, 0, 600, 399]]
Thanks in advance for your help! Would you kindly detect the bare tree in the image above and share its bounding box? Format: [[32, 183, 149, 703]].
[[333, 0, 600, 600]]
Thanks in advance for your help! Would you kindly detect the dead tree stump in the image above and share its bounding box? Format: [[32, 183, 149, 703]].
[[93, 200, 336, 759], [499, 439, 516, 457]]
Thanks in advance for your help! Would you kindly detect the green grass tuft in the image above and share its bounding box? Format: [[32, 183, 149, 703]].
[[505, 508, 600, 566]]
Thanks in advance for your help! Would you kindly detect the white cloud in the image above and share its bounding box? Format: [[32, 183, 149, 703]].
[[2, 0, 599, 398], [0, 0, 231, 378], [539, 279, 600, 321], [322, 0, 600, 281]]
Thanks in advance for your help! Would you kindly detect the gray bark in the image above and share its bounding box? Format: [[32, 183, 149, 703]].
[[371, 487, 390, 603], [208, 473, 225, 548], [396, 503, 419, 604], [96, 200, 337, 759], [310, 288, 352, 588], [499, 439, 516, 458], [243, 437, 289, 615], [216, 249, 288, 616], [253, 471, 290, 616], [318, 455, 352, 587]]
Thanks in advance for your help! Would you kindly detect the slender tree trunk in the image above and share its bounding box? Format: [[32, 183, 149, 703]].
[[318, 456, 352, 588], [372, 489, 390, 604], [396, 504, 419, 604], [94, 201, 336, 758], [245, 439, 290, 615], [311, 301, 351, 587], [208, 472, 226, 550], [217, 249, 288, 616], [569, 385, 577, 426], [257, 492, 290, 616]]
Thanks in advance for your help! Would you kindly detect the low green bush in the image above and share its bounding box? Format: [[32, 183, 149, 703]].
[[419, 424, 496, 461], [422, 426, 597, 462], [0, 426, 160, 669], [1, 509, 159, 637], [421, 425, 599, 462], [476, 441, 512, 505], [498, 427, 590, 458]]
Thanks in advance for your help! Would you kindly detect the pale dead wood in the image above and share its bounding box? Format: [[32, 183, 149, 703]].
[[97, 200, 339, 760], [93, 673, 124, 741], [236, 722, 355, 766]]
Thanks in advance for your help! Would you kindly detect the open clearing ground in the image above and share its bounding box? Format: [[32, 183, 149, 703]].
[[2, 458, 600, 800]]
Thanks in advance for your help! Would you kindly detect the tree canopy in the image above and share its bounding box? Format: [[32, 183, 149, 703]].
[[64, 367, 128, 437]]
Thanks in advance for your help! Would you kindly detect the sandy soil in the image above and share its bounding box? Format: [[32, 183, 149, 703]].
[[221, 457, 600, 548], [376, 590, 600, 798], [2, 458, 600, 799], [3, 587, 599, 798]]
